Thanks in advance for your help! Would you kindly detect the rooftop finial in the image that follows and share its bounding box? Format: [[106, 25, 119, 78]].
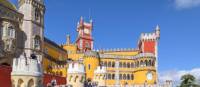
[[66, 34, 71, 45], [156, 24, 160, 31], [155, 24, 160, 39]]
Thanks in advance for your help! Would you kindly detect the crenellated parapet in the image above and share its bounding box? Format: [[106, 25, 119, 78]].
[[12, 57, 42, 77], [140, 25, 160, 41], [84, 51, 100, 58], [67, 62, 85, 74], [94, 48, 138, 53], [51, 65, 67, 70]]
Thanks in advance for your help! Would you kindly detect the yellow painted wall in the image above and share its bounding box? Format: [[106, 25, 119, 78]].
[[103, 51, 139, 56], [83, 56, 100, 80], [43, 42, 68, 73]]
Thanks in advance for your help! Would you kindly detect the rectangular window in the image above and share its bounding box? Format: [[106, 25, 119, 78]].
[[3, 26, 7, 37]]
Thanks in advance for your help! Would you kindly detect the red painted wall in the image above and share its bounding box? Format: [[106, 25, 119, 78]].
[[43, 74, 66, 86], [0, 65, 12, 87], [0, 66, 66, 87], [143, 41, 156, 54]]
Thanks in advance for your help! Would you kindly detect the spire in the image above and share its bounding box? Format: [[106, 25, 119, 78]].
[[66, 34, 71, 45], [80, 16, 84, 25], [155, 24, 160, 39], [156, 24, 160, 31]]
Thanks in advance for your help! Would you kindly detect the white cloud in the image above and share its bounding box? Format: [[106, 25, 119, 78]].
[[174, 0, 200, 9], [159, 68, 200, 85]]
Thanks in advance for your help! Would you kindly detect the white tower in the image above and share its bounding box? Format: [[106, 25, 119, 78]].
[[11, 0, 45, 87], [67, 62, 85, 87]]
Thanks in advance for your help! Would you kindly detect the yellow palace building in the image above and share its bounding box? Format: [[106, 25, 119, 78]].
[[42, 16, 160, 87]]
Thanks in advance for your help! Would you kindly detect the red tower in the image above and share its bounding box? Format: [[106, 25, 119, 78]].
[[138, 25, 160, 55], [76, 17, 93, 52]]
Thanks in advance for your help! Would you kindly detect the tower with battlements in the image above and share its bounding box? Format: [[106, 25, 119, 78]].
[[11, 0, 45, 86]]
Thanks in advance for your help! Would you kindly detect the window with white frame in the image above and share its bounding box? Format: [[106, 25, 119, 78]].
[[34, 36, 40, 49]]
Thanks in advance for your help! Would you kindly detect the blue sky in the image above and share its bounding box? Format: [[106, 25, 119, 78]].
[[10, 0, 200, 75]]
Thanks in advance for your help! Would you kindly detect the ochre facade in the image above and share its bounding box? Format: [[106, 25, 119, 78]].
[[43, 17, 160, 86]]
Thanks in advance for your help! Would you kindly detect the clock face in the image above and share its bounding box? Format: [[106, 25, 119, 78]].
[[84, 29, 90, 34], [147, 72, 153, 80]]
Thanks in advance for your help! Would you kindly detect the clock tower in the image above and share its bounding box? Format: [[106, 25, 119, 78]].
[[76, 17, 93, 52]]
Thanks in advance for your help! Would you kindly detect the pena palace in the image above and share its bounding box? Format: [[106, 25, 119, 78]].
[[0, 0, 161, 87]]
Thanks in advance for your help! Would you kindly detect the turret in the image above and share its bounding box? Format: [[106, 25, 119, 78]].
[[66, 34, 71, 45], [67, 61, 85, 87], [11, 0, 45, 86]]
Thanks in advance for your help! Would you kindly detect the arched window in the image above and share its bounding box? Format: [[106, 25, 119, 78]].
[[131, 74, 134, 80], [127, 74, 130, 80], [35, 8, 40, 21], [140, 60, 144, 67], [123, 62, 126, 68], [69, 76, 73, 82], [85, 42, 90, 48], [112, 74, 115, 80], [137, 61, 139, 67], [108, 74, 111, 80], [104, 61, 107, 67], [56, 71, 59, 75], [131, 62, 134, 68], [80, 76, 84, 83], [148, 60, 151, 66], [108, 62, 111, 67], [27, 79, 34, 87], [112, 61, 115, 68], [145, 60, 148, 67], [119, 74, 122, 80], [34, 36, 41, 50], [88, 64, 91, 70], [123, 74, 126, 80], [152, 60, 155, 66], [127, 63, 130, 68], [74, 76, 79, 82], [119, 62, 122, 68], [60, 71, 63, 76]]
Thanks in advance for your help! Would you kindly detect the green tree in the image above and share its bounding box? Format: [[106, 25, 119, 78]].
[[180, 74, 200, 87]]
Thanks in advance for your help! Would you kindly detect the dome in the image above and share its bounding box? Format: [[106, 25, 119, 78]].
[[84, 51, 99, 58], [0, 0, 17, 10]]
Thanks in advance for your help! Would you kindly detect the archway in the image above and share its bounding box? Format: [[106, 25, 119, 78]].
[[17, 79, 24, 87], [27, 79, 34, 87], [11, 79, 15, 87]]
